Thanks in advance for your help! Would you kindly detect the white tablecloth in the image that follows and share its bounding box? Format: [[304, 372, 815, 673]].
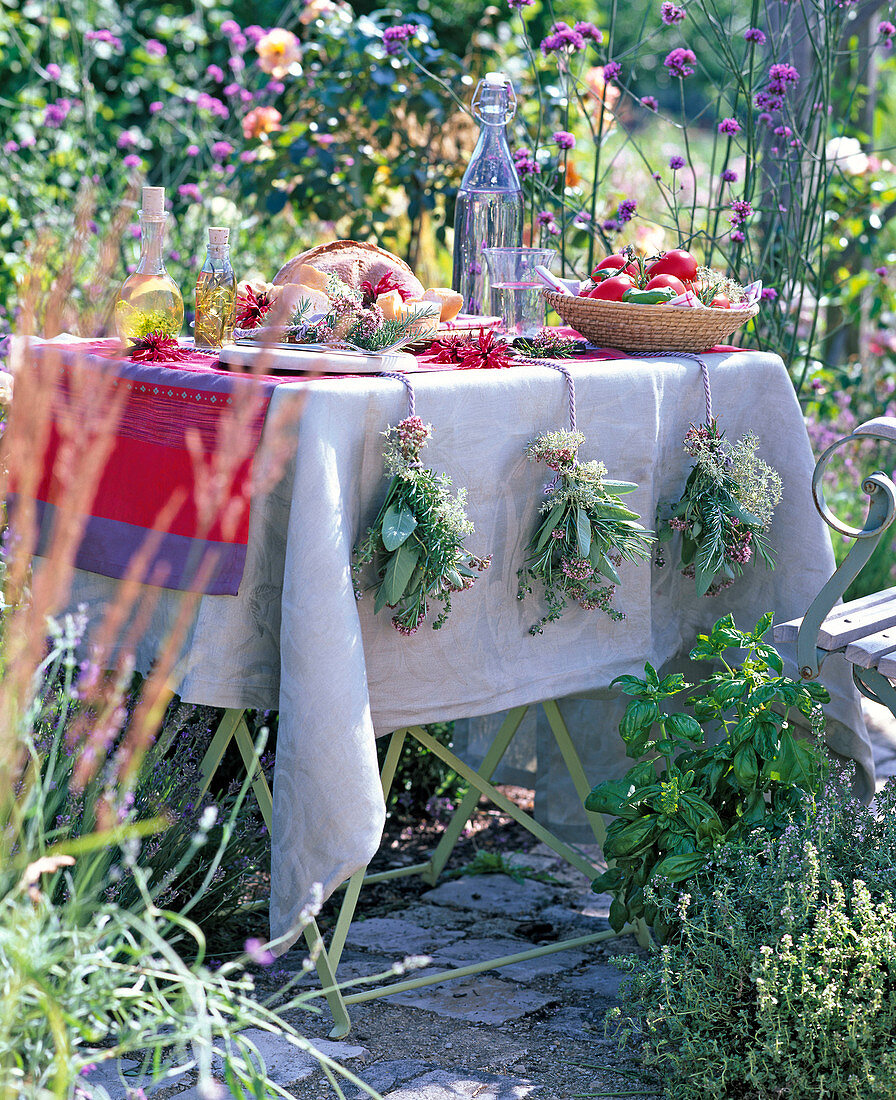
[[67, 350, 873, 953]]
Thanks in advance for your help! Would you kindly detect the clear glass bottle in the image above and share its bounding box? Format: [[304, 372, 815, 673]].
[[194, 226, 237, 350], [114, 186, 184, 340], [451, 73, 524, 316]]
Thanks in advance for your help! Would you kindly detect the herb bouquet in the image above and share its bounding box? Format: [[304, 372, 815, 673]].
[[657, 418, 783, 597], [517, 430, 654, 634], [353, 416, 490, 634]]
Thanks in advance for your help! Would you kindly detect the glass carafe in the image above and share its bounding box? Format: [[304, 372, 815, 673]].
[[114, 186, 184, 341]]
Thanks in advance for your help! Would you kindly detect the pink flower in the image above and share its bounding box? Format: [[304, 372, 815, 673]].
[[718, 117, 741, 135], [178, 183, 202, 202], [221, 19, 241, 37], [244, 937, 275, 966], [383, 23, 418, 55], [123, 154, 141, 168], [149, 101, 163, 114], [245, 24, 266, 43], [145, 39, 166, 57], [211, 140, 234, 159], [186, 144, 200, 156], [42, 97, 73, 127], [661, 2, 686, 24], [640, 95, 659, 111], [256, 27, 302, 76], [46, 63, 62, 81], [553, 130, 576, 150], [664, 47, 696, 78], [206, 64, 225, 82], [85, 29, 123, 51]]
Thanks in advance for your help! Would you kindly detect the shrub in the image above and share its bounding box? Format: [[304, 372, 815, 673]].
[[611, 775, 896, 1099], [586, 613, 828, 939]]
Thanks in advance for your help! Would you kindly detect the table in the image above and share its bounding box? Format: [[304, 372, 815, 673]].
[[64, 348, 873, 961]]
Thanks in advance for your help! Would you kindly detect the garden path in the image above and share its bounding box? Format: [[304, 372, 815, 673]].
[[89, 713, 896, 1100]]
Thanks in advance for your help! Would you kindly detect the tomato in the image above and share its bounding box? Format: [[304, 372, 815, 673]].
[[708, 293, 731, 309], [645, 273, 687, 295], [592, 255, 640, 279], [646, 249, 699, 286], [586, 274, 638, 301]]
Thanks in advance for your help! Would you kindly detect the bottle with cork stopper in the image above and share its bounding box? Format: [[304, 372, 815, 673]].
[[114, 186, 184, 341], [194, 226, 237, 351]]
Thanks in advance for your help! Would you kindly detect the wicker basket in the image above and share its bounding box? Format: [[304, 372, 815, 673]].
[[544, 290, 759, 353]]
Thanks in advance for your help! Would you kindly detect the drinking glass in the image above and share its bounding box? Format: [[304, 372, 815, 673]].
[[483, 247, 557, 336]]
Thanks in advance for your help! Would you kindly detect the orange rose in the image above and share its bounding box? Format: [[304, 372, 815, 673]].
[[256, 28, 301, 78], [242, 106, 282, 140]]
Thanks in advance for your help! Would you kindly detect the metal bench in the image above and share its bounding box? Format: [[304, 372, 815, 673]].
[[774, 416, 896, 714]]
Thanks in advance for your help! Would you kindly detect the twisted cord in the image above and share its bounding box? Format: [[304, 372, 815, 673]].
[[518, 357, 578, 432], [379, 370, 416, 419], [638, 350, 713, 423]]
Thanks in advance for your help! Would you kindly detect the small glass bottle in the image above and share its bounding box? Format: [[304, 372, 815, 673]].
[[451, 73, 524, 315], [114, 186, 184, 340], [194, 226, 237, 351]]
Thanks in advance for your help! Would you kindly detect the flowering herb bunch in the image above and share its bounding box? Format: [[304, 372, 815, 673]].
[[587, 613, 828, 940], [512, 330, 584, 358], [353, 415, 490, 634], [286, 277, 425, 353], [517, 429, 654, 634], [657, 418, 782, 597]]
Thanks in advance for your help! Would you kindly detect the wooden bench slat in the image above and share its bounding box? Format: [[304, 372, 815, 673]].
[[774, 586, 896, 651], [877, 651, 896, 680], [845, 628, 896, 669]]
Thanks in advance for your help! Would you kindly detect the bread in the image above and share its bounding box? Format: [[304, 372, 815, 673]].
[[421, 288, 464, 323], [273, 241, 426, 301]]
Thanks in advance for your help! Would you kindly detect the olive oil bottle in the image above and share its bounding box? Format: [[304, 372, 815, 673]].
[[114, 186, 184, 340], [194, 226, 237, 350]]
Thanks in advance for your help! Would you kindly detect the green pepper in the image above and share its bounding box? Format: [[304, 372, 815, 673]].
[[622, 287, 677, 304]]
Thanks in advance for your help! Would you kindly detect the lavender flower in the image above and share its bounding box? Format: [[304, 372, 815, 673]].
[[553, 130, 576, 150], [245, 24, 267, 43], [718, 117, 741, 135], [661, 2, 686, 24], [664, 47, 696, 78]]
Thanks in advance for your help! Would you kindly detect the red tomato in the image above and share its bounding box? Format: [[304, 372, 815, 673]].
[[586, 274, 638, 301], [708, 294, 731, 309], [646, 249, 699, 285], [592, 255, 640, 279], [645, 273, 687, 295]]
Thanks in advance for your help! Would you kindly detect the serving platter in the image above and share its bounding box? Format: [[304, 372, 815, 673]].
[[218, 341, 418, 375]]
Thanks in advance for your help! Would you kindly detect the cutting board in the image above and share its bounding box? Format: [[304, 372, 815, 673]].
[[218, 343, 418, 375]]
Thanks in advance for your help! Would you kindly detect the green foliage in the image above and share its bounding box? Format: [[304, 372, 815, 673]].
[[587, 614, 828, 939], [454, 849, 560, 885], [378, 721, 467, 821], [656, 419, 782, 598], [610, 775, 896, 1099], [517, 430, 654, 634], [353, 416, 489, 633]]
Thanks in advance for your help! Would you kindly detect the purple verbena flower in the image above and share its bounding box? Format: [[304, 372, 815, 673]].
[[197, 92, 229, 119], [46, 63, 62, 81], [212, 140, 234, 159], [186, 144, 200, 156], [245, 24, 267, 43], [721, 167, 738, 182], [541, 21, 585, 54], [664, 47, 696, 78], [221, 19, 241, 37], [875, 266, 888, 277], [85, 29, 123, 51], [669, 154, 685, 169], [744, 27, 766, 43], [661, 2, 686, 24], [145, 39, 167, 57], [730, 229, 745, 242], [603, 60, 622, 81], [617, 199, 637, 222], [123, 154, 141, 168], [536, 210, 556, 226], [508, 0, 535, 8], [206, 64, 225, 82], [640, 95, 659, 111], [760, 287, 778, 300], [574, 21, 603, 43], [383, 23, 417, 54], [552, 130, 575, 150], [178, 183, 202, 202], [768, 62, 800, 87], [149, 100, 163, 114], [718, 117, 741, 135], [43, 97, 73, 128], [754, 90, 783, 112], [729, 198, 753, 225]]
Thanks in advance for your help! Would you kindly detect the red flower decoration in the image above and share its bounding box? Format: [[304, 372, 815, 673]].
[[456, 329, 515, 370], [359, 272, 413, 305], [235, 285, 274, 328], [127, 332, 194, 362], [424, 335, 466, 364]]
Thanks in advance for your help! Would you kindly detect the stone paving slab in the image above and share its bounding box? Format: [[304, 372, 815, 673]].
[[429, 936, 588, 982], [345, 916, 464, 955], [421, 875, 558, 916], [386, 973, 557, 1024], [560, 961, 628, 998], [380, 1068, 537, 1099]]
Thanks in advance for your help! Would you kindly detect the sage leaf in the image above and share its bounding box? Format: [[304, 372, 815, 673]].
[[383, 542, 420, 606], [576, 506, 592, 557], [382, 503, 417, 551]]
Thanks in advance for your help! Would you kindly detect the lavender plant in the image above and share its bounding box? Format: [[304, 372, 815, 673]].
[[611, 772, 896, 1099], [353, 416, 490, 634], [656, 419, 782, 597], [517, 430, 654, 634]]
